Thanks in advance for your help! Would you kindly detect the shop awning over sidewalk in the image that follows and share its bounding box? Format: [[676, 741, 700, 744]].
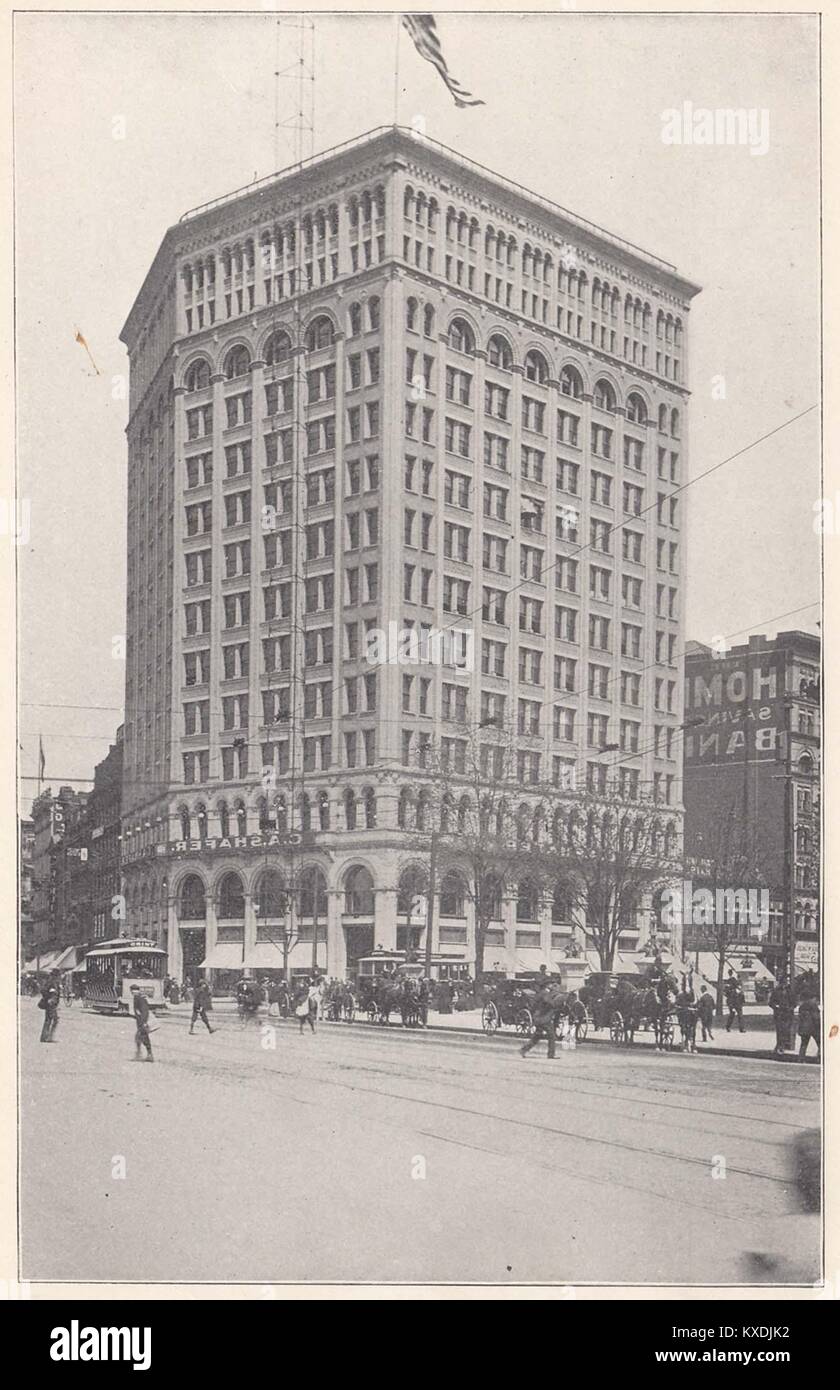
[[52, 946, 80, 972], [24, 951, 60, 972]]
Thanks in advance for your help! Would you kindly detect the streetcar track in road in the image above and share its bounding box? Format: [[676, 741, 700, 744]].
[[410, 1126, 775, 1228], [104, 1037, 775, 1227], [323, 1058, 804, 1147], [150, 1030, 795, 1190], [30, 1013, 810, 1192], [153, 1017, 811, 1149]]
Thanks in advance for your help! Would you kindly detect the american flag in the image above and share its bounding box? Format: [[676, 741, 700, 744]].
[[401, 14, 485, 109]]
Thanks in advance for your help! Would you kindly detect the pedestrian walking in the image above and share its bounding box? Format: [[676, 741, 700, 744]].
[[295, 980, 316, 1035], [769, 981, 794, 1055], [190, 978, 216, 1035], [566, 991, 587, 1042], [696, 986, 715, 1042], [417, 977, 430, 1028], [38, 978, 60, 1043], [725, 981, 746, 1033], [308, 976, 323, 1021], [520, 984, 561, 1059], [131, 985, 154, 1062], [675, 986, 698, 1053], [796, 996, 820, 1062]]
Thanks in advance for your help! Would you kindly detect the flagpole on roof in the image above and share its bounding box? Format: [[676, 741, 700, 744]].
[[393, 12, 401, 127]]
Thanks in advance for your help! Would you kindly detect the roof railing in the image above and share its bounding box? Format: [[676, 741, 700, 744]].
[[179, 125, 678, 276]]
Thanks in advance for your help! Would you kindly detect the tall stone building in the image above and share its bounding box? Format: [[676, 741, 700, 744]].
[[119, 126, 699, 984]]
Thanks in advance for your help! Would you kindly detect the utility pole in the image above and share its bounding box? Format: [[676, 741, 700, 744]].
[[423, 831, 437, 980]]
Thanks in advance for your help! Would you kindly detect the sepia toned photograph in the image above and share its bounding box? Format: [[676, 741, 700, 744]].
[[13, 7, 823, 1291]]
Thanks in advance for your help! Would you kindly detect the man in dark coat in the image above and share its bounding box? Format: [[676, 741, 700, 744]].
[[696, 985, 715, 1043], [769, 981, 794, 1055], [39, 979, 60, 1042], [190, 978, 216, 1035], [675, 985, 698, 1053], [520, 984, 561, 1059], [796, 996, 820, 1061], [725, 979, 746, 1033], [131, 985, 154, 1061]]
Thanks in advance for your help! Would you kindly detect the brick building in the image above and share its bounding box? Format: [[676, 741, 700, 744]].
[[683, 631, 821, 981]]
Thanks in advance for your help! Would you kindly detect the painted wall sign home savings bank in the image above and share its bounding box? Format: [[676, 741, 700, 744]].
[[684, 653, 785, 765]]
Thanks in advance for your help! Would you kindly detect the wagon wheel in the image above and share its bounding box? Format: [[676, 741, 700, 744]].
[[575, 1013, 589, 1043], [481, 1001, 500, 1035], [660, 1016, 676, 1050], [515, 1007, 533, 1036], [609, 1011, 625, 1045]]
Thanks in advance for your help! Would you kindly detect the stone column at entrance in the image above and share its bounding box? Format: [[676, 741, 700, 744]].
[[168, 897, 182, 979], [326, 889, 346, 978], [243, 892, 257, 973], [374, 886, 398, 952]]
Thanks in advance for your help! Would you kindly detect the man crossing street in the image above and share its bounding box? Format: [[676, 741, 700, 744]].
[[131, 985, 154, 1062], [38, 977, 60, 1043], [190, 978, 216, 1035], [520, 983, 562, 1060]]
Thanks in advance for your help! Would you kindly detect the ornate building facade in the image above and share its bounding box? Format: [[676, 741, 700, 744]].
[[119, 126, 699, 983]]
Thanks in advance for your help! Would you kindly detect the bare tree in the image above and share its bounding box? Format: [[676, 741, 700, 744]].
[[685, 800, 774, 1018], [401, 723, 537, 980], [524, 793, 679, 972]]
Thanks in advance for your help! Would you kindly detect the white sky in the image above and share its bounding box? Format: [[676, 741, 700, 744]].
[[14, 10, 820, 791]]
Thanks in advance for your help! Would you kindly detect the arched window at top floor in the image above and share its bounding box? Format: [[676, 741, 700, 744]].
[[524, 349, 549, 385], [184, 359, 211, 393], [305, 316, 335, 352], [448, 317, 475, 354], [626, 392, 648, 425], [264, 330, 292, 366], [487, 334, 513, 370], [559, 364, 584, 399], [224, 345, 251, 380], [593, 378, 617, 413]]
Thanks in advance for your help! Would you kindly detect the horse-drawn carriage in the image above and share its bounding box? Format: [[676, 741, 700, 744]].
[[580, 970, 678, 1050], [354, 957, 428, 1028], [480, 978, 538, 1036]]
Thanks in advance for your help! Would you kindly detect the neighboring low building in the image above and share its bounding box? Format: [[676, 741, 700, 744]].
[[19, 817, 35, 962]]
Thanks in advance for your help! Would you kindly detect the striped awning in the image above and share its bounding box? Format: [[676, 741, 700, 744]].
[[52, 946, 80, 972], [25, 951, 60, 972]]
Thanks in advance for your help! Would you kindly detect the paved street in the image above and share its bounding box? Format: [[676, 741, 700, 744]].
[[21, 999, 820, 1286]]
